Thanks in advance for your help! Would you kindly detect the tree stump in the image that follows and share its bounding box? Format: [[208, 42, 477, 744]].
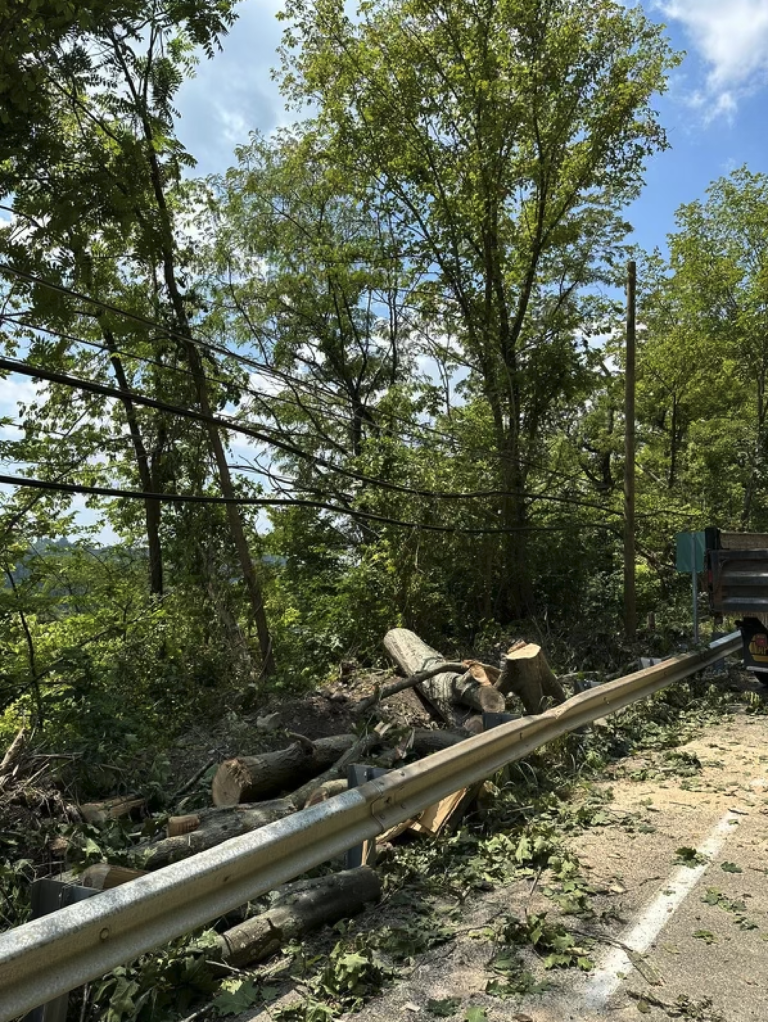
[[496, 642, 566, 714]]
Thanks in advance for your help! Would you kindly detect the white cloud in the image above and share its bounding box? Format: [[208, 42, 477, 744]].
[[175, 0, 287, 176], [658, 0, 768, 118]]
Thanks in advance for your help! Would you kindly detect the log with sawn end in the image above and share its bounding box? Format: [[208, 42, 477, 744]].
[[383, 628, 504, 723], [212, 734, 357, 806], [214, 867, 382, 969], [138, 800, 295, 869]]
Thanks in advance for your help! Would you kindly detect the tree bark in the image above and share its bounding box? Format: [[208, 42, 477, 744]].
[[212, 735, 357, 806], [383, 629, 504, 721], [285, 733, 380, 810], [354, 661, 468, 715], [114, 43, 275, 676], [215, 868, 382, 969], [139, 800, 295, 869], [377, 728, 469, 766], [496, 642, 566, 714], [102, 328, 163, 596]]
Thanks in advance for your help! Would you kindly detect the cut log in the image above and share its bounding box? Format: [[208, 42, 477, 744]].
[[80, 864, 148, 890], [496, 642, 566, 714], [452, 670, 505, 713], [212, 734, 357, 806], [215, 867, 382, 968], [464, 661, 501, 686], [303, 778, 349, 808], [376, 728, 469, 766], [354, 660, 467, 715], [383, 629, 502, 722], [80, 796, 145, 825], [139, 800, 295, 869]]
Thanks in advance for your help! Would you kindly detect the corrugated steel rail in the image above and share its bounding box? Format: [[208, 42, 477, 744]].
[[708, 548, 768, 614], [0, 632, 740, 1020]]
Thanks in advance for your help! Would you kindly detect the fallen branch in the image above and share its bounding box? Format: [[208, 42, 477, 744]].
[[138, 800, 295, 869], [0, 728, 26, 787], [171, 757, 215, 802], [354, 662, 468, 715]]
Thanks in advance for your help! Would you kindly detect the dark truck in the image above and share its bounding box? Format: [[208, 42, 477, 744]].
[[706, 527, 768, 679]]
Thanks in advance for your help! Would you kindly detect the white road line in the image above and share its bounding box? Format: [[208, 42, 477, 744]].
[[582, 802, 750, 1012]]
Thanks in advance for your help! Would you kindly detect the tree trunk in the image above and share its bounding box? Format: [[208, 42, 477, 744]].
[[215, 868, 382, 969], [124, 70, 274, 677], [212, 735, 357, 806], [496, 642, 566, 714], [102, 328, 163, 596], [496, 431, 534, 620], [139, 800, 295, 869], [383, 629, 504, 722]]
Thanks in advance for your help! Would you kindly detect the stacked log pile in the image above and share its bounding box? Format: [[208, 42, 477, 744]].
[[24, 627, 566, 969]]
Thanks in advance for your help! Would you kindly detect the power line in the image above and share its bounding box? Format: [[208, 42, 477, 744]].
[[0, 263, 585, 483], [0, 472, 616, 534], [0, 352, 625, 515]]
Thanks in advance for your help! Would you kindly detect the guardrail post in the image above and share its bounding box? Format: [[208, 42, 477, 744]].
[[345, 765, 388, 868], [22, 879, 99, 1022]]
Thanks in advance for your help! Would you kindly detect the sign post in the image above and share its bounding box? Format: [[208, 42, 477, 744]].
[[675, 531, 706, 642]]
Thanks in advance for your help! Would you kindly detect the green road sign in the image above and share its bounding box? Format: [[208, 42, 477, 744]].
[[675, 531, 706, 574]]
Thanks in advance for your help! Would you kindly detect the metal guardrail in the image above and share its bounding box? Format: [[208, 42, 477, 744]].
[[0, 632, 740, 1020]]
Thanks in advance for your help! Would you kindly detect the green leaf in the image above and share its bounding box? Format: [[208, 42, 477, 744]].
[[675, 846, 705, 867], [426, 997, 461, 1017], [720, 861, 743, 873], [210, 978, 261, 1017], [464, 1008, 487, 1022]]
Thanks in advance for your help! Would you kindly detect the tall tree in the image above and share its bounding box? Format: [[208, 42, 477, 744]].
[[1, 0, 276, 675], [277, 0, 680, 617]]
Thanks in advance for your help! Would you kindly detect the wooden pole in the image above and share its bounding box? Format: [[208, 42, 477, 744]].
[[624, 260, 637, 640]]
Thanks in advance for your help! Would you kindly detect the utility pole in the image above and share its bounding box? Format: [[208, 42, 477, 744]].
[[624, 260, 637, 640]]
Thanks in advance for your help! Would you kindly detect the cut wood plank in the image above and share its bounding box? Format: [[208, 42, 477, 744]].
[[215, 867, 382, 969], [80, 864, 148, 890], [383, 628, 504, 723], [409, 789, 468, 836], [212, 734, 356, 806], [80, 796, 145, 825]]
